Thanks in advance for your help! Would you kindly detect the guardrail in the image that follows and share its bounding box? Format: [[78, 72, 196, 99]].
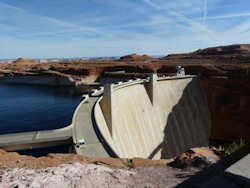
[[71, 94, 89, 146]]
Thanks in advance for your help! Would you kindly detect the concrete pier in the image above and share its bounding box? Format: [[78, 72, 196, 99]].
[[100, 84, 114, 136], [149, 73, 158, 106]]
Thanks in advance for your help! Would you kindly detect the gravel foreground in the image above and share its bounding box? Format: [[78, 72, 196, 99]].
[[0, 162, 224, 188], [0, 147, 222, 187]]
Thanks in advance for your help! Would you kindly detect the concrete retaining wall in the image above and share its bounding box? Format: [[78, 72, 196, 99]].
[[94, 76, 211, 159]]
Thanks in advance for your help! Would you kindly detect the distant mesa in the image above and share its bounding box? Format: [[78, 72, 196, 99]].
[[194, 44, 250, 55], [120, 53, 152, 61], [13, 58, 38, 65], [162, 44, 250, 59]]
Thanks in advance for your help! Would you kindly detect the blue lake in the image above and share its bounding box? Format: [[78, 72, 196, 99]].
[[0, 84, 82, 135]]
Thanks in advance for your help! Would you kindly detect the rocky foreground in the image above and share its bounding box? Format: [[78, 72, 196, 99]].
[[0, 162, 225, 188], [0, 148, 222, 188]]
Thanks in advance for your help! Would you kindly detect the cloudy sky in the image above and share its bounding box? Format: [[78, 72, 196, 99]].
[[0, 0, 250, 58]]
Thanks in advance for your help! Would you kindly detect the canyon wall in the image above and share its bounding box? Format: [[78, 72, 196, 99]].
[[201, 77, 250, 140]]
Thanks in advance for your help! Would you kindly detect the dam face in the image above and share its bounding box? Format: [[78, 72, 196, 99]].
[[94, 75, 211, 159]]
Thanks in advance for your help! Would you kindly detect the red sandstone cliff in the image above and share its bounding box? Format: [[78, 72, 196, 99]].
[[194, 44, 250, 56]]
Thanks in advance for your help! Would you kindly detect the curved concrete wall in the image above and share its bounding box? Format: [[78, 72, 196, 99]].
[[94, 76, 211, 159]]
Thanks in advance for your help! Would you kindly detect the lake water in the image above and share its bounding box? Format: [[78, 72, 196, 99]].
[[0, 84, 82, 135]]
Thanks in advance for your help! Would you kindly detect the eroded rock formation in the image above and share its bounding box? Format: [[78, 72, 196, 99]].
[[201, 77, 250, 140], [120, 53, 152, 61], [13, 58, 38, 65], [194, 44, 250, 56]]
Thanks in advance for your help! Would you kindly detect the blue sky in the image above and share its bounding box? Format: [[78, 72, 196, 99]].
[[0, 0, 250, 59]]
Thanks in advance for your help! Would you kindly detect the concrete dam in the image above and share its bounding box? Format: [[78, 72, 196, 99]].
[[0, 74, 211, 159]]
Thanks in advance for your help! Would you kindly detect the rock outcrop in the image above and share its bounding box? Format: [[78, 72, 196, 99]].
[[13, 58, 38, 65], [0, 147, 218, 169], [120, 53, 152, 61], [163, 44, 250, 62], [169, 147, 219, 169], [0, 149, 172, 169], [194, 44, 250, 56], [201, 77, 250, 140]]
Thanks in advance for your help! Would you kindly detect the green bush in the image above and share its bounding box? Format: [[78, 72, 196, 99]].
[[210, 138, 250, 166]]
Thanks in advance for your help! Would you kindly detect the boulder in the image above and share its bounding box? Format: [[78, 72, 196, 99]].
[[169, 147, 219, 169]]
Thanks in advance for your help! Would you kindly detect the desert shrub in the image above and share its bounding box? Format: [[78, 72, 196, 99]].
[[210, 138, 250, 166]]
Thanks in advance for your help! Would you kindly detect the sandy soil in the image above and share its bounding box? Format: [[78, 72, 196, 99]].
[[0, 147, 222, 187], [0, 162, 224, 188]]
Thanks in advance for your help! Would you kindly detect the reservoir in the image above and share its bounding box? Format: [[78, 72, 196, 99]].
[[0, 84, 82, 135]]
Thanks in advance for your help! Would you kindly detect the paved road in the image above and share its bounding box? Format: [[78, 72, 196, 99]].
[[73, 96, 109, 157]]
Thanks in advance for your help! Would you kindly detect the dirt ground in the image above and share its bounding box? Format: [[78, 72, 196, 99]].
[[0, 162, 225, 188], [0, 147, 223, 188]]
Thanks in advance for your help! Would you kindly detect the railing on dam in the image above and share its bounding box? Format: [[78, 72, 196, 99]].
[[94, 74, 211, 159]]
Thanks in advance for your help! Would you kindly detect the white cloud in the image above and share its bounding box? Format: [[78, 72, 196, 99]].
[[203, 0, 207, 25], [1, 0, 250, 58], [226, 19, 250, 34], [142, 0, 210, 15], [142, 0, 216, 35], [207, 12, 250, 20], [0, 2, 107, 38]]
